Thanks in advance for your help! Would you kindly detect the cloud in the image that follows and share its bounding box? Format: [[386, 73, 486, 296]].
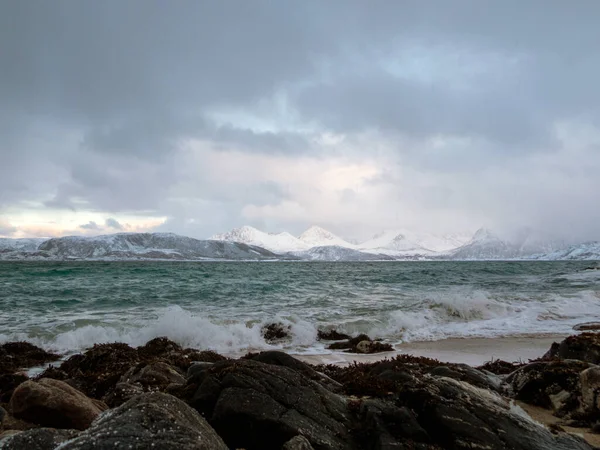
[[1, 1, 600, 241], [79, 221, 100, 230], [105, 218, 124, 230]]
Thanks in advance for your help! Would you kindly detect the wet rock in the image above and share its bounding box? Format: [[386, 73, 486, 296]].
[[137, 336, 183, 358], [0, 427, 78, 450], [58, 392, 227, 450], [574, 322, 600, 332], [317, 329, 351, 341], [121, 361, 185, 388], [477, 358, 523, 375], [0, 342, 59, 375], [0, 406, 5, 430], [261, 322, 291, 342], [581, 366, 600, 414], [10, 378, 108, 430], [186, 361, 214, 379], [0, 374, 28, 404], [551, 333, 600, 364], [282, 435, 315, 450], [430, 364, 502, 392], [100, 381, 144, 407], [504, 360, 591, 414], [190, 359, 355, 450], [398, 375, 594, 450], [327, 334, 394, 353]]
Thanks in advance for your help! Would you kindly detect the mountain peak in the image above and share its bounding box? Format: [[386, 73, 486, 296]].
[[298, 226, 355, 249]]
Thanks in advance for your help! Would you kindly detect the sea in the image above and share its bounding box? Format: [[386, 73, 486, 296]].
[[1, 261, 599, 358]]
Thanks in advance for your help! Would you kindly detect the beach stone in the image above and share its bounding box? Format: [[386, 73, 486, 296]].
[[0, 427, 79, 450], [581, 366, 600, 413], [356, 340, 372, 353], [282, 435, 315, 450], [190, 359, 355, 450], [10, 378, 107, 430], [58, 392, 227, 450], [397, 375, 594, 450], [503, 360, 591, 413]]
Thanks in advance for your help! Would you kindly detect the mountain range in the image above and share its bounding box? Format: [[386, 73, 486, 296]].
[[0, 226, 598, 261]]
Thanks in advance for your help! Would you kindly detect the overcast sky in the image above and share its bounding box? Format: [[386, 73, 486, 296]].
[[1, 1, 600, 241]]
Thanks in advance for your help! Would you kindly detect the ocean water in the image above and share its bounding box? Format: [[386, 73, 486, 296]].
[[1, 261, 599, 356]]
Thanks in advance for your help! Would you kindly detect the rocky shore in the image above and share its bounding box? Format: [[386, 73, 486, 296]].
[[2, 333, 600, 449]]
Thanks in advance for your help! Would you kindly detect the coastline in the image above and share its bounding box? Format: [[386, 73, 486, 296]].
[[296, 334, 568, 366]]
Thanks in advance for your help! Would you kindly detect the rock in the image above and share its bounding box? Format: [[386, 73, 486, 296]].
[[574, 322, 600, 332], [186, 361, 214, 379], [101, 381, 144, 407], [10, 378, 107, 430], [554, 333, 600, 364], [317, 329, 351, 341], [261, 322, 291, 342], [0, 342, 59, 375], [0, 374, 28, 403], [58, 392, 227, 450], [190, 359, 355, 450], [0, 428, 78, 450], [430, 364, 502, 392], [121, 361, 185, 388], [477, 359, 524, 375], [504, 360, 591, 414], [282, 435, 315, 450], [0, 406, 6, 429], [581, 366, 600, 413], [398, 375, 594, 450], [327, 334, 393, 353]]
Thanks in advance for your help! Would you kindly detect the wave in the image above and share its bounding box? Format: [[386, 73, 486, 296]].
[[2, 289, 600, 355]]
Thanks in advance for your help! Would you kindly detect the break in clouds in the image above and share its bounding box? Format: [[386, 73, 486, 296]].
[[1, 1, 600, 241]]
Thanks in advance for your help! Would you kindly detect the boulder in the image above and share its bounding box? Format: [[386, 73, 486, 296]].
[[503, 360, 591, 414], [327, 334, 394, 353], [0, 374, 28, 403], [397, 375, 594, 450], [282, 435, 315, 450], [120, 361, 185, 388], [10, 378, 107, 430], [190, 359, 355, 450], [58, 392, 227, 450], [0, 406, 6, 429], [547, 333, 600, 364], [0, 428, 78, 450], [317, 329, 351, 341], [261, 322, 291, 342], [581, 366, 600, 414], [430, 364, 502, 392], [187, 361, 214, 379], [100, 381, 144, 407], [574, 322, 600, 332]]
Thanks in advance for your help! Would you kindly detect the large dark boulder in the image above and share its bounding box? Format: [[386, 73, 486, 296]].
[[0, 428, 78, 450], [58, 392, 227, 450], [545, 333, 600, 364], [190, 359, 355, 450], [503, 360, 592, 415], [398, 375, 594, 450], [10, 378, 108, 430]]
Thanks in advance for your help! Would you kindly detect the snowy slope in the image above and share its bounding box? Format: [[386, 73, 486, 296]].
[[211, 226, 309, 253], [448, 228, 516, 260], [289, 245, 394, 261], [0, 238, 46, 251], [34, 233, 277, 260], [298, 226, 356, 249], [533, 241, 600, 260]]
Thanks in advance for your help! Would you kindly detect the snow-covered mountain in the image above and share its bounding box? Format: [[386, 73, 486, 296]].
[[211, 226, 308, 253], [532, 241, 600, 260], [289, 245, 394, 261], [359, 229, 471, 255], [10, 233, 278, 260], [0, 238, 46, 252], [298, 226, 356, 249]]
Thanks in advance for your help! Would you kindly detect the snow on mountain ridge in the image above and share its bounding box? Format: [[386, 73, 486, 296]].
[[298, 226, 356, 249], [211, 226, 309, 253]]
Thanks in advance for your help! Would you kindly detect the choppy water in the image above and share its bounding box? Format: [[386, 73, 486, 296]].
[[1, 261, 599, 355]]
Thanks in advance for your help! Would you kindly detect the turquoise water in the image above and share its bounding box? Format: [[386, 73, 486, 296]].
[[1, 261, 599, 354]]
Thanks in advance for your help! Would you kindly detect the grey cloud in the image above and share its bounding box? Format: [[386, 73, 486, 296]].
[[79, 221, 100, 230], [105, 218, 123, 230]]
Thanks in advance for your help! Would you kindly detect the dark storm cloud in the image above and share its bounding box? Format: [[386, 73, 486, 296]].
[[1, 1, 600, 238]]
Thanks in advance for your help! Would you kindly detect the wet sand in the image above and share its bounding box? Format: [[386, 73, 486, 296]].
[[296, 334, 568, 366]]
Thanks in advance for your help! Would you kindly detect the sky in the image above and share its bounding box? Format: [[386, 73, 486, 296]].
[[1, 1, 600, 242]]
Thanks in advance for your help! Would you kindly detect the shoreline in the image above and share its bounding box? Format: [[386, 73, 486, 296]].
[[295, 334, 568, 366]]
